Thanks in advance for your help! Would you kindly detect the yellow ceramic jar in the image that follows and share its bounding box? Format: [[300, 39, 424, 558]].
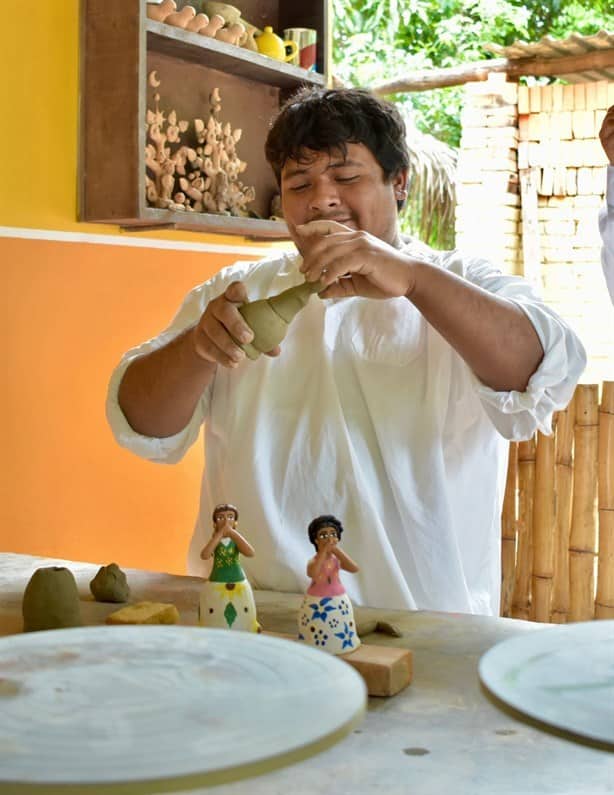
[[256, 26, 298, 62]]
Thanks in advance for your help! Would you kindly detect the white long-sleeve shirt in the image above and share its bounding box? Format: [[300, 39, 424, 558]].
[[107, 238, 586, 615], [599, 165, 614, 303]]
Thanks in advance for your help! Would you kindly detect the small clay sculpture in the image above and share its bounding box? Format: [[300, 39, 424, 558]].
[[186, 12, 210, 33], [89, 563, 130, 603], [146, 0, 177, 23], [165, 5, 197, 28], [215, 21, 246, 45], [200, 0, 242, 26], [22, 567, 82, 632], [199, 13, 225, 37], [198, 503, 258, 631], [297, 516, 361, 655], [236, 280, 324, 360], [145, 81, 255, 217]]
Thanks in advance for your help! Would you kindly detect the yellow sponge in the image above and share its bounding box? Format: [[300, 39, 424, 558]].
[[105, 601, 180, 625]]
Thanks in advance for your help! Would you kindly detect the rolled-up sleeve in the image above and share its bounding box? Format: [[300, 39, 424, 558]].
[[106, 260, 256, 464], [444, 252, 586, 440]]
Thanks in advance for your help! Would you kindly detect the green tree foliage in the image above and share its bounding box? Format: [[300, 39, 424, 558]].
[[333, 0, 613, 147]]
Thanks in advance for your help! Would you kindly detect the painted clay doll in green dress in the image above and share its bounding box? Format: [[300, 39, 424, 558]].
[[198, 503, 259, 632], [297, 515, 361, 654]]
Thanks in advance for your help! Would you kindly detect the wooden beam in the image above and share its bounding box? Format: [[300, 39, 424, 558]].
[[371, 48, 614, 95], [371, 59, 509, 95]]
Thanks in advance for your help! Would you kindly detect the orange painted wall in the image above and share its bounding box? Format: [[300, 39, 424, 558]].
[[2, 236, 248, 572]]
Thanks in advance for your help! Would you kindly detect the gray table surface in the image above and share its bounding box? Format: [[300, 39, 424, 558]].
[[1, 552, 612, 795]]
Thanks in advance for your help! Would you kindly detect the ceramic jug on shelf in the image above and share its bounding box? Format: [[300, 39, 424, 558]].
[[256, 26, 298, 62]]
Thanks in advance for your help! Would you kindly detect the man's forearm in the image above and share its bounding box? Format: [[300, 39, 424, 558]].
[[409, 262, 544, 392], [118, 327, 217, 438]]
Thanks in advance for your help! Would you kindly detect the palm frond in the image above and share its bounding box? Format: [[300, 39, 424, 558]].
[[401, 111, 457, 249]]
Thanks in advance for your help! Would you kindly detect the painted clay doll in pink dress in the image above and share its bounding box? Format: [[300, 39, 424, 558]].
[[297, 515, 361, 654]]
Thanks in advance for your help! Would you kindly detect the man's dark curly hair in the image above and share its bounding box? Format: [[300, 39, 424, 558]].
[[308, 515, 345, 549], [265, 88, 410, 209]]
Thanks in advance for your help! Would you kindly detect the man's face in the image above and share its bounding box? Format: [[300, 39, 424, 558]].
[[280, 142, 407, 250]]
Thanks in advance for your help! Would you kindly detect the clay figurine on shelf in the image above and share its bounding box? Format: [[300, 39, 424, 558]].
[[198, 503, 259, 631], [298, 516, 361, 655], [215, 21, 246, 45], [186, 12, 211, 33], [165, 5, 196, 28], [146, 0, 177, 23], [200, 14, 225, 38], [200, 1, 260, 49]]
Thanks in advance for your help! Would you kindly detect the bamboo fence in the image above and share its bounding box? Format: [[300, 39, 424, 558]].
[[501, 381, 614, 622]]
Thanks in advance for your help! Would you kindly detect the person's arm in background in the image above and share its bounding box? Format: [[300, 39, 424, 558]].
[[599, 105, 614, 304]]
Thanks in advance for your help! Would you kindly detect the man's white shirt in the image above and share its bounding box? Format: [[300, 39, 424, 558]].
[[107, 239, 586, 615]]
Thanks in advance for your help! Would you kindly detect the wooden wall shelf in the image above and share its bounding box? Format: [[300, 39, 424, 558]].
[[80, 0, 331, 238], [123, 208, 289, 239], [147, 21, 326, 89]]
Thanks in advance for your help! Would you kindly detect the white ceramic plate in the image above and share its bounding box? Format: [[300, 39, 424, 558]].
[[0, 626, 366, 791], [479, 620, 614, 744]]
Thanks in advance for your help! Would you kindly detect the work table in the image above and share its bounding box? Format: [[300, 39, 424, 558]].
[[1, 552, 612, 794]]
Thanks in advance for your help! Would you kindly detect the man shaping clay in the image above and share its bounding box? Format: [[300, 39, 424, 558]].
[[108, 88, 585, 614]]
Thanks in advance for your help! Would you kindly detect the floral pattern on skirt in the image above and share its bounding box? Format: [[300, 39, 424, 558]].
[[198, 578, 258, 632], [297, 593, 361, 655]]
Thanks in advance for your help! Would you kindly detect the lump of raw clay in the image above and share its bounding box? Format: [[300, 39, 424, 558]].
[[89, 563, 130, 603], [22, 566, 82, 632]]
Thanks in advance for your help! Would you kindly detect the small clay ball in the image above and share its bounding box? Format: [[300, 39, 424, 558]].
[[22, 566, 82, 632], [89, 563, 130, 603]]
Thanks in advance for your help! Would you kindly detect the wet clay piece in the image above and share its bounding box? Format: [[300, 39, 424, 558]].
[[237, 281, 323, 359], [22, 567, 82, 632], [90, 563, 130, 603]]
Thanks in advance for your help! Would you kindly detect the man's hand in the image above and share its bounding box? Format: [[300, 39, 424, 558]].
[[600, 105, 614, 165], [296, 220, 418, 300], [191, 281, 281, 367]]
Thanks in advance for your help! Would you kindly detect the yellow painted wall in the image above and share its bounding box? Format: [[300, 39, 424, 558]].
[[1, 4, 276, 572]]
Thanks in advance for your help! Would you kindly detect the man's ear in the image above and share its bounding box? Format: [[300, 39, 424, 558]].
[[392, 168, 410, 201]]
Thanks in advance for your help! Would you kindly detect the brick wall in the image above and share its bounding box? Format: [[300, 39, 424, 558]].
[[456, 74, 614, 385]]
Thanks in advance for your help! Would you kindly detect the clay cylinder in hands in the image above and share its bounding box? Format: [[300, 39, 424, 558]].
[[237, 280, 322, 360], [22, 567, 82, 631]]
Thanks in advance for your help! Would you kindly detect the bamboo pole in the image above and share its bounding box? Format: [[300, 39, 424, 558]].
[[500, 442, 518, 617], [551, 396, 575, 624], [512, 437, 536, 620], [569, 385, 599, 622], [531, 430, 556, 622], [596, 382, 614, 619]]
